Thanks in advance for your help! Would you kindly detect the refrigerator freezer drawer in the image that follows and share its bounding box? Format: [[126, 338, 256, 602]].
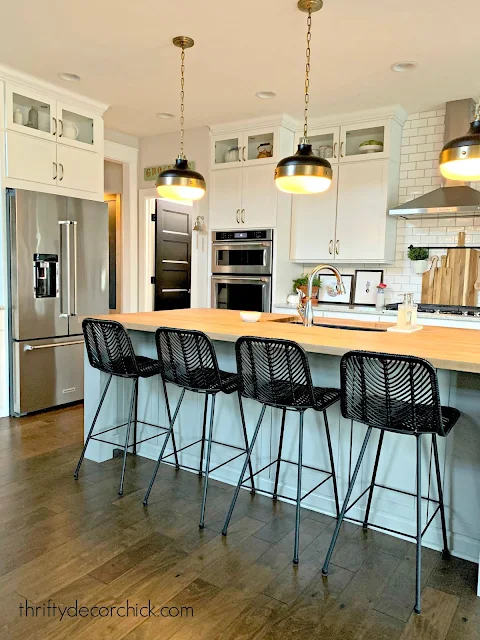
[[12, 337, 84, 415]]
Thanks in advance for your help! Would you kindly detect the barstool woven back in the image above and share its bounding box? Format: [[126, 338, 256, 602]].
[[236, 337, 316, 409], [155, 328, 223, 392], [82, 318, 139, 378], [341, 350, 445, 436]]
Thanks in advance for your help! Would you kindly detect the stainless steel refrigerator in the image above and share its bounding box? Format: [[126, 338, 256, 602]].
[[7, 189, 109, 415]]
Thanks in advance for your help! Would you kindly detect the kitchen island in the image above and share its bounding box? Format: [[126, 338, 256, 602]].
[[84, 309, 480, 594]]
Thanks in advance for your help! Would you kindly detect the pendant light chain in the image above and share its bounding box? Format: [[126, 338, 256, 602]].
[[303, 9, 312, 140], [180, 46, 186, 159]]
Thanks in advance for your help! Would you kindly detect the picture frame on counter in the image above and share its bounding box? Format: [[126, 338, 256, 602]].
[[316, 273, 353, 305], [353, 269, 384, 306]]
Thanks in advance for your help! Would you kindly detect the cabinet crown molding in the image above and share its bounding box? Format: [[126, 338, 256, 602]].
[[304, 104, 408, 130], [209, 113, 297, 135], [0, 64, 109, 114]]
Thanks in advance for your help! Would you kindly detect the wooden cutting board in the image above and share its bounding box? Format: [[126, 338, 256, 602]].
[[433, 255, 453, 305], [447, 232, 479, 306], [421, 256, 438, 304]]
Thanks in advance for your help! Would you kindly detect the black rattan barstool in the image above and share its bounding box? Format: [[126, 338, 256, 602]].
[[74, 318, 177, 495], [321, 350, 460, 615], [142, 327, 255, 529], [222, 337, 341, 564]]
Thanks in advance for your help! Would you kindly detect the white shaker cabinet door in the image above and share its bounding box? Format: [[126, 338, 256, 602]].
[[335, 160, 388, 261], [290, 165, 338, 262], [56, 145, 102, 194], [6, 132, 57, 185], [209, 167, 243, 229], [241, 164, 277, 228]]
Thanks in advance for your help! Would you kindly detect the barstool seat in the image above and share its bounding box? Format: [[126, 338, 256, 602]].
[[74, 318, 177, 496]]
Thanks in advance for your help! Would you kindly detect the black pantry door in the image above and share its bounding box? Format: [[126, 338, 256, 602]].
[[154, 200, 192, 310]]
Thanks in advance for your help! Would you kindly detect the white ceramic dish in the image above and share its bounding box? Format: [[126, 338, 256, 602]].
[[240, 311, 261, 323], [359, 144, 383, 154]]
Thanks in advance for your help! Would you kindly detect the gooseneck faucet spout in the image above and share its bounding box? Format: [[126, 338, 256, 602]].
[[297, 265, 346, 327]]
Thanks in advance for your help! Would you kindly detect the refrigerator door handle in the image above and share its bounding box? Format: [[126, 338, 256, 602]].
[[58, 220, 71, 317], [72, 221, 78, 316], [24, 340, 84, 351]]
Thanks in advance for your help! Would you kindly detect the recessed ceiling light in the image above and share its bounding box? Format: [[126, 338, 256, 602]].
[[256, 91, 276, 99], [58, 72, 81, 82], [156, 112, 175, 119], [391, 61, 417, 73]]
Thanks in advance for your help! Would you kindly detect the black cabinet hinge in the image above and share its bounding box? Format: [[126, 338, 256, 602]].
[[150, 276, 156, 284], [151, 213, 157, 222]]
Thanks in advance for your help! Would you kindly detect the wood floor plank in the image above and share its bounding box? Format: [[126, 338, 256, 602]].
[[398, 587, 459, 640]]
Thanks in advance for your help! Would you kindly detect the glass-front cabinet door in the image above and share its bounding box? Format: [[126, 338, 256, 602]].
[[243, 127, 277, 166], [57, 101, 102, 153], [6, 82, 57, 141], [211, 133, 243, 169], [296, 126, 340, 164], [339, 120, 389, 162]]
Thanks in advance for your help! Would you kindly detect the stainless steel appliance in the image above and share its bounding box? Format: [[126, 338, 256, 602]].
[[385, 303, 480, 317], [211, 229, 273, 312], [7, 189, 108, 415]]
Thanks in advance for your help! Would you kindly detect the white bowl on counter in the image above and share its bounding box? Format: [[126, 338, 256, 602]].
[[240, 311, 262, 323]]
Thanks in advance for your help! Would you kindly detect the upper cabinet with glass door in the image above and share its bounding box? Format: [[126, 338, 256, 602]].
[[6, 84, 57, 141], [339, 119, 391, 162], [56, 101, 103, 153], [294, 126, 340, 165]]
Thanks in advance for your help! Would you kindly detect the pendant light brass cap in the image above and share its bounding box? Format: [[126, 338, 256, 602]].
[[173, 36, 194, 48], [297, 0, 323, 13], [275, 143, 332, 194], [440, 119, 480, 181]]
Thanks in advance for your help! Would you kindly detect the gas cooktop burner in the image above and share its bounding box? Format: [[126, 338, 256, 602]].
[[385, 303, 480, 317]]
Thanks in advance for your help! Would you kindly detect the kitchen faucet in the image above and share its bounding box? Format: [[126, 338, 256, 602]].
[[297, 265, 346, 327]]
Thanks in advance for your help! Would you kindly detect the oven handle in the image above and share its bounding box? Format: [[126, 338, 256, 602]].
[[211, 276, 270, 284], [212, 242, 271, 249]]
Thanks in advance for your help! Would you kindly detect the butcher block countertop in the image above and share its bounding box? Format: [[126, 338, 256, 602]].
[[95, 308, 480, 374]]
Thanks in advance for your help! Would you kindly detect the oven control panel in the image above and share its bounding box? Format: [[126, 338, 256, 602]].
[[213, 229, 272, 242]]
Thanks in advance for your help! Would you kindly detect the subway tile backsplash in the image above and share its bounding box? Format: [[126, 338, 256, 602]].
[[304, 106, 480, 305]]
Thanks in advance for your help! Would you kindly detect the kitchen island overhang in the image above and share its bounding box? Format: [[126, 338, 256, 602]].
[[83, 309, 480, 595]]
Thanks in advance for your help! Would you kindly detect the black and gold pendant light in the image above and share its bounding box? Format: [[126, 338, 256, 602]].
[[156, 37, 206, 202], [440, 100, 480, 181], [275, 0, 332, 195]]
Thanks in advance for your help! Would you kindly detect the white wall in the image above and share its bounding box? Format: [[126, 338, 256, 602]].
[[104, 160, 123, 194], [105, 128, 139, 149], [139, 127, 210, 307]]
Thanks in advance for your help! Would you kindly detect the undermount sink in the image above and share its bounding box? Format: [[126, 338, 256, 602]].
[[271, 318, 388, 332]]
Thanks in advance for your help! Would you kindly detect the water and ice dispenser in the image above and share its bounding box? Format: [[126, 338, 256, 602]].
[[33, 254, 58, 298]]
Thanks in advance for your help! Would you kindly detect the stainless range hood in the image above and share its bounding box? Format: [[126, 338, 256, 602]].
[[390, 99, 480, 218]]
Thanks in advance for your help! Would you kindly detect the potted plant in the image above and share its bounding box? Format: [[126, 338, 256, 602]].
[[292, 274, 322, 304], [408, 246, 429, 274]]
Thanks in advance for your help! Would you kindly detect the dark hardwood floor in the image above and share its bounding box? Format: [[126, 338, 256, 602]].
[[0, 403, 478, 639]]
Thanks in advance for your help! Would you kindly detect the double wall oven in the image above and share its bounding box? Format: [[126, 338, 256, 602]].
[[211, 229, 273, 312]]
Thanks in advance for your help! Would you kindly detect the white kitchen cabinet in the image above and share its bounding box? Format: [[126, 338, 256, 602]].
[[5, 82, 57, 141], [241, 164, 277, 228], [209, 166, 243, 228], [290, 165, 338, 262], [57, 100, 103, 153], [340, 119, 391, 163], [211, 126, 280, 169], [209, 164, 277, 230], [6, 131, 57, 185], [298, 126, 340, 164], [57, 145, 102, 193], [335, 160, 389, 261]]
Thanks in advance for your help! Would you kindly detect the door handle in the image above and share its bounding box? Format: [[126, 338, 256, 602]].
[[329, 239, 333, 255], [335, 240, 340, 255], [236, 209, 240, 224], [72, 221, 78, 316], [242, 146, 246, 162], [53, 162, 57, 180], [52, 117, 57, 136], [58, 119, 63, 137], [24, 340, 84, 351], [340, 141, 344, 158], [59, 163, 64, 181], [241, 209, 245, 223], [58, 221, 72, 316], [333, 142, 337, 159]]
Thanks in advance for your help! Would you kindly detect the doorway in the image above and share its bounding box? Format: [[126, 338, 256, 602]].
[[153, 199, 192, 310], [104, 192, 122, 314]]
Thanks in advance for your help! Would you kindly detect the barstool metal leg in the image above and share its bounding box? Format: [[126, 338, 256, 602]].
[[322, 426, 373, 576], [222, 405, 266, 536], [432, 434, 450, 557], [119, 378, 138, 496], [133, 377, 139, 455], [273, 408, 287, 501], [161, 379, 180, 469], [199, 395, 216, 529], [293, 411, 305, 564], [74, 374, 112, 479], [415, 433, 423, 614], [323, 410, 340, 517], [363, 429, 385, 529], [238, 394, 256, 495], [198, 394, 209, 477], [143, 388, 186, 506]]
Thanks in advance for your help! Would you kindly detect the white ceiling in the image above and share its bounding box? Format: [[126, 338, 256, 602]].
[[1, 0, 478, 137]]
